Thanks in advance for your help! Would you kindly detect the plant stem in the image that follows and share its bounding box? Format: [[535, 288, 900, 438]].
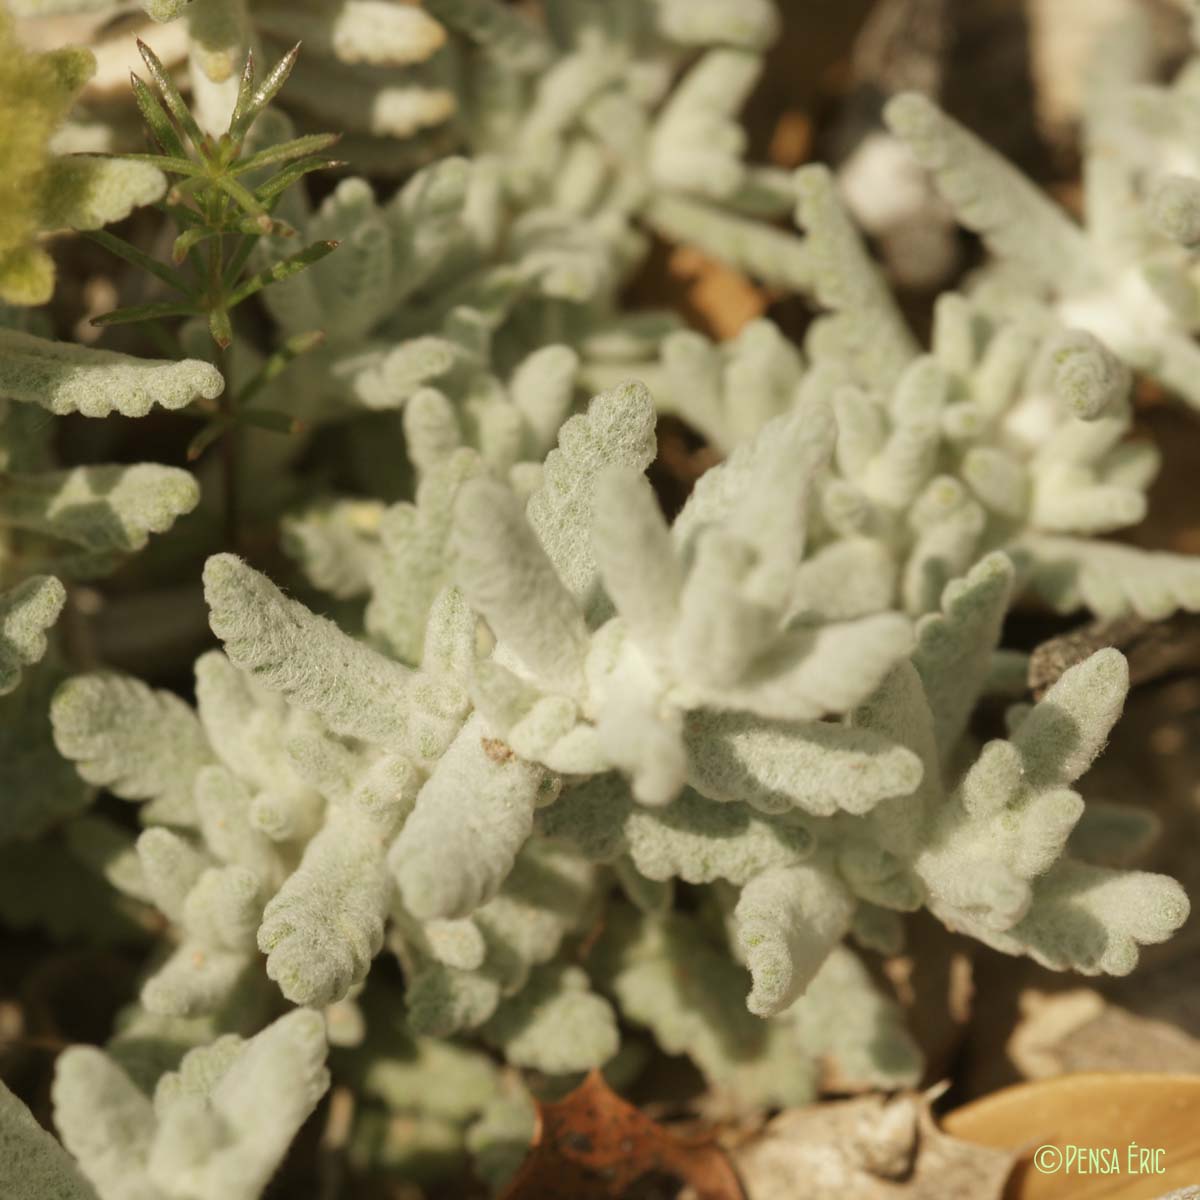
[[217, 345, 241, 554], [208, 232, 241, 552]]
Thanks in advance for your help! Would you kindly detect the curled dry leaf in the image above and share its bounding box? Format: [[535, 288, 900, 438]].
[[733, 1091, 1016, 1200], [499, 1070, 745, 1200]]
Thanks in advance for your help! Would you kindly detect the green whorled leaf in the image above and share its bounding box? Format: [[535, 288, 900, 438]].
[[0, 1078, 98, 1200], [0, 574, 64, 696], [37, 156, 165, 232], [51, 671, 214, 826], [0, 329, 224, 417], [227, 240, 340, 310], [525, 381, 657, 620]]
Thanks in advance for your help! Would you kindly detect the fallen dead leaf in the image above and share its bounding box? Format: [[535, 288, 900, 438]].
[[732, 1091, 1015, 1200], [499, 1070, 745, 1200], [944, 1074, 1200, 1199]]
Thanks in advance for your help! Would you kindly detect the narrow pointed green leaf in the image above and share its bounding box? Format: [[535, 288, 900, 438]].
[[228, 49, 257, 135], [232, 43, 301, 139], [129, 72, 187, 158], [107, 149, 205, 179], [240, 329, 325, 407], [84, 230, 195, 296], [92, 299, 200, 327], [239, 407, 300, 434], [234, 133, 342, 175], [255, 157, 344, 206], [187, 419, 229, 461], [191, 216, 293, 252], [171, 225, 214, 264], [227, 240, 338, 309], [137, 39, 206, 151]]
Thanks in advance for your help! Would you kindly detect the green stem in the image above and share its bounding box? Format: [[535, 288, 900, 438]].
[[208, 233, 241, 552]]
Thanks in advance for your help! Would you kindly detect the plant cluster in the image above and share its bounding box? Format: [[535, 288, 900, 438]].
[[1, 1, 1199, 1197]]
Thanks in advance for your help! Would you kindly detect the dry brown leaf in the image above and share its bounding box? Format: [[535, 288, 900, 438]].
[[499, 1070, 745, 1200], [944, 1074, 1200, 1199], [732, 1092, 1016, 1200]]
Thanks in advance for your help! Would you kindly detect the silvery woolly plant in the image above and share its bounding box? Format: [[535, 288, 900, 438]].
[[1, 2, 1198, 1199]]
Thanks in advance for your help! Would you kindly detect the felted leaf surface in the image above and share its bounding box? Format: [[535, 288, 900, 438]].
[[0, 330, 223, 417], [0, 1079, 98, 1200], [0, 574, 64, 695]]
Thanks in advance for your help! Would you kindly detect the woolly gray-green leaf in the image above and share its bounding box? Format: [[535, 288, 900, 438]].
[[0, 574, 64, 696], [0, 464, 200, 564], [526, 381, 657, 619], [734, 861, 856, 1016], [38, 156, 165, 232], [367, 449, 483, 664], [52, 671, 213, 825], [390, 714, 551, 921], [0, 329, 224, 417], [452, 477, 590, 696], [884, 92, 1098, 295], [684, 711, 924, 817], [794, 164, 918, 390], [204, 554, 468, 761], [258, 811, 391, 1006], [912, 550, 1015, 757], [281, 498, 383, 601], [0, 1078, 98, 1200], [481, 963, 618, 1073]]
